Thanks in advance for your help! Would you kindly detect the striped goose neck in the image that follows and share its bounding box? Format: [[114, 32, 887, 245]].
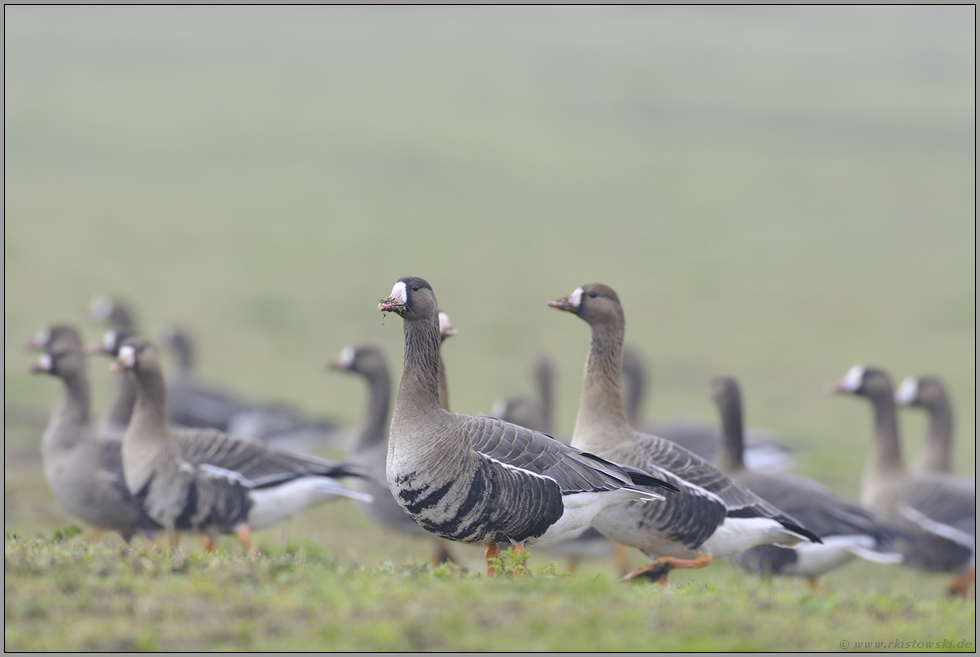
[[104, 371, 138, 428], [357, 364, 391, 448], [867, 389, 905, 475], [917, 395, 952, 473], [716, 391, 746, 474], [573, 320, 630, 450], [45, 369, 92, 452], [393, 316, 445, 423], [127, 366, 170, 448]]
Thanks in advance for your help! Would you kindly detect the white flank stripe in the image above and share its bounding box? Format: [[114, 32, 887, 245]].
[[900, 504, 975, 550], [477, 452, 558, 485], [199, 463, 253, 487]]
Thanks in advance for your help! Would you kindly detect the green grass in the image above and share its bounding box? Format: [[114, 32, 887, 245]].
[[4, 6, 976, 651]]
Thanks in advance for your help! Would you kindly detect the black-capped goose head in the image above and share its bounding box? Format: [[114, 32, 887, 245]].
[[828, 365, 894, 399], [89, 294, 137, 329], [894, 376, 946, 411], [86, 328, 138, 358], [24, 324, 79, 352], [378, 277, 438, 322], [113, 336, 162, 376], [548, 283, 624, 327], [28, 334, 86, 379], [329, 344, 386, 376]]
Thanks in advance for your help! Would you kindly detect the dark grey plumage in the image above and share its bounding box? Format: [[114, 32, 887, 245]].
[[832, 365, 975, 595], [711, 376, 902, 580], [380, 277, 674, 557], [895, 376, 955, 475], [28, 324, 160, 542]]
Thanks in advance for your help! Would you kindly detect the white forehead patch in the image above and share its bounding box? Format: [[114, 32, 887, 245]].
[[438, 311, 454, 334], [894, 377, 918, 405], [103, 331, 117, 352], [336, 346, 355, 369], [568, 287, 584, 308], [34, 327, 51, 348], [119, 345, 136, 368], [390, 281, 407, 304], [90, 295, 114, 322], [841, 365, 865, 392], [37, 353, 52, 371]]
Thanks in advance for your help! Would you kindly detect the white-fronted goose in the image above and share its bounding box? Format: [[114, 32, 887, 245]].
[[621, 346, 797, 472], [89, 294, 138, 330], [115, 336, 373, 555], [550, 283, 820, 583], [378, 277, 677, 576], [711, 376, 902, 586], [86, 328, 140, 435], [28, 325, 161, 542], [831, 365, 975, 597], [490, 354, 556, 435], [894, 376, 956, 474]]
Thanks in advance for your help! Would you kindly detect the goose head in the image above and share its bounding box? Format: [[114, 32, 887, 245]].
[[548, 283, 625, 328]]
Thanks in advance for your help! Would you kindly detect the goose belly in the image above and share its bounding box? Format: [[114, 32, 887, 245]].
[[590, 501, 699, 559], [701, 517, 807, 557], [247, 477, 369, 530]]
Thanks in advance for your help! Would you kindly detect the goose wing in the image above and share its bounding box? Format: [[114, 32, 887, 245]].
[[466, 415, 674, 497]]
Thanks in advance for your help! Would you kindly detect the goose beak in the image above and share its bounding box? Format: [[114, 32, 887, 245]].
[[548, 296, 575, 312], [85, 342, 107, 356], [28, 353, 52, 374], [109, 362, 122, 373], [378, 296, 407, 314], [328, 346, 355, 371], [438, 312, 457, 339], [827, 379, 848, 394]]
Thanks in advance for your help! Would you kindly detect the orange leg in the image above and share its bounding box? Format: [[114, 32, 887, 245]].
[[613, 543, 632, 578], [199, 534, 218, 554], [620, 553, 713, 584], [807, 577, 820, 591], [485, 543, 500, 577], [947, 569, 975, 599], [566, 556, 581, 575], [167, 529, 181, 550], [235, 526, 261, 559]]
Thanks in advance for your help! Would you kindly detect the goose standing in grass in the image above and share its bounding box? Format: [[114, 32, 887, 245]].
[[710, 376, 902, 587], [378, 277, 677, 576], [831, 365, 975, 597], [621, 346, 797, 472], [894, 376, 957, 474], [27, 325, 161, 542], [549, 283, 820, 583], [114, 336, 372, 555], [330, 340, 457, 567]]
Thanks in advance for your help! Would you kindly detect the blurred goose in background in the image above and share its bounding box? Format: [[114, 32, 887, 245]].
[[86, 327, 140, 435], [621, 346, 798, 472], [156, 324, 338, 447], [831, 365, 975, 598], [489, 354, 556, 435], [379, 277, 677, 577], [330, 324, 459, 567], [550, 283, 820, 584], [27, 324, 161, 543], [894, 376, 956, 474], [114, 336, 372, 555], [89, 294, 138, 331], [710, 376, 902, 587]]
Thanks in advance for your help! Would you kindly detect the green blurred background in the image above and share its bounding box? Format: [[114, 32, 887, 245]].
[[5, 6, 974, 533]]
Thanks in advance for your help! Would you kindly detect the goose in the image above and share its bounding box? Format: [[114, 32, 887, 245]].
[[894, 376, 956, 474], [27, 324, 161, 542], [378, 276, 677, 576], [549, 283, 820, 583], [329, 340, 457, 567], [621, 346, 797, 472], [831, 365, 975, 597], [89, 294, 138, 330], [156, 324, 337, 446], [710, 375, 902, 587], [113, 335, 373, 555]]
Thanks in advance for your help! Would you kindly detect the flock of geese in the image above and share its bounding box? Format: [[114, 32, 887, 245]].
[[21, 277, 974, 598]]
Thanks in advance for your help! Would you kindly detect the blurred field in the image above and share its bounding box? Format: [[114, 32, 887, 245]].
[[5, 6, 976, 651]]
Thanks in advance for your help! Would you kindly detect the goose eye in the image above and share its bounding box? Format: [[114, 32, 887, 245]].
[[412, 285, 419, 292], [588, 291, 597, 298]]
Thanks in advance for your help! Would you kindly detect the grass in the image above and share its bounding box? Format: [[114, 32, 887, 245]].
[[4, 6, 976, 651]]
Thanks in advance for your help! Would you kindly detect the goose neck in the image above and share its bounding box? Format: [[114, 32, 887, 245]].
[[572, 322, 631, 449], [716, 394, 746, 474], [917, 396, 953, 472], [392, 318, 445, 426], [868, 391, 906, 475]]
